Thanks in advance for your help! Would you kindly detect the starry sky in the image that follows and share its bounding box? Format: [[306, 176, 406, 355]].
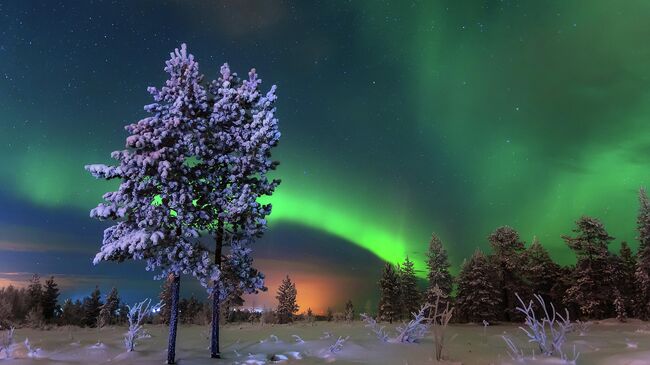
[[1, 1, 650, 313]]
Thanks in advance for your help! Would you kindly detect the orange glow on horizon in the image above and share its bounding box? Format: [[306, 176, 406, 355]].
[[243, 258, 363, 315]]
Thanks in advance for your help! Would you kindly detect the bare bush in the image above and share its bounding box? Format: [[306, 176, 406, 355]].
[[124, 299, 161, 352], [0, 327, 14, 359], [429, 286, 454, 361], [360, 313, 389, 342], [510, 293, 576, 360]]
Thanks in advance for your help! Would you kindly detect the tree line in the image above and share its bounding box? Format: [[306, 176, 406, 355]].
[[0, 272, 352, 329], [0, 275, 238, 329], [377, 188, 650, 324]]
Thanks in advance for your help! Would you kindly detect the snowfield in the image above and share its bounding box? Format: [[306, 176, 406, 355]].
[[2, 320, 650, 365]]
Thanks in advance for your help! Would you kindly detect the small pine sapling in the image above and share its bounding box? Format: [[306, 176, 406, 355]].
[[306, 308, 315, 325], [124, 299, 162, 352]]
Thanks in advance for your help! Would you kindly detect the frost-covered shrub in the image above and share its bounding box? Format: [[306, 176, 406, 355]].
[[24, 338, 39, 358], [25, 308, 44, 329], [328, 336, 349, 353], [124, 299, 162, 352], [333, 312, 346, 322], [0, 327, 14, 359], [260, 309, 276, 325], [429, 285, 454, 361], [394, 303, 431, 343], [502, 335, 525, 361], [360, 313, 389, 342], [575, 320, 591, 336], [513, 293, 573, 358]]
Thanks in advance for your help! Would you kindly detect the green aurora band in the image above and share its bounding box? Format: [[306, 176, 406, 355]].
[[2, 1, 650, 278]]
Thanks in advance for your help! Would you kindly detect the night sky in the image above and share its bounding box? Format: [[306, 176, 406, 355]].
[[2, 1, 650, 313]]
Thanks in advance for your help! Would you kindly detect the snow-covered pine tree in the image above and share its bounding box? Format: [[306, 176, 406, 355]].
[[377, 262, 400, 323], [276, 275, 298, 324], [344, 299, 354, 322], [190, 62, 280, 358], [425, 234, 453, 314], [98, 287, 119, 328], [563, 216, 615, 319], [26, 274, 42, 314], [488, 226, 529, 322], [399, 257, 421, 319], [86, 44, 217, 364], [636, 187, 650, 319], [456, 250, 501, 323], [525, 237, 560, 304], [82, 286, 102, 328], [616, 242, 637, 317], [41, 276, 59, 323]]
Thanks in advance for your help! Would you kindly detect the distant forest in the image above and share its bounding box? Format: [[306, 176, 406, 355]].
[[3, 188, 650, 328], [378, 188, 650, 324]]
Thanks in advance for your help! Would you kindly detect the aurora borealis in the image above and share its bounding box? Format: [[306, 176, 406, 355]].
[[2, 1, 650, 312]]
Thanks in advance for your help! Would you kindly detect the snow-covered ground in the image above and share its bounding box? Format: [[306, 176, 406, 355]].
[[2, 320, 650, 364]]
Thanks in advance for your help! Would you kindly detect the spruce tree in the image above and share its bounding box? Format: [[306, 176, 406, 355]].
[[456, 250, 501, 323], [399, 256, 421, 319], [563, 216, 614, 319], [488, 226, 529, 321], [60, 299, 83, 326], [82, 286, 103, 327], [525, 238, 560, 303], [98, 287, 119, 327], [194, 60, 280, 359], [41, 276, 59, 323], [377, 262, 400, 323], [617, 242, 637, 316], [636, 187, 650, 319], [276, 275, 298, 324], [86, 44, 220, 364], [26, 274, 43, 313], [425, 234, 453, 313]]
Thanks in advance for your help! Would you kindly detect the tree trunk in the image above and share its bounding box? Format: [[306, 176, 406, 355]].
[[167, 274, 181, 364], [210, 220, 224, 359]]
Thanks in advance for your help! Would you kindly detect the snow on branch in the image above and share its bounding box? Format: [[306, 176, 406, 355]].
[[360, 313, 389, 342], [328, 336, 349, 353]]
